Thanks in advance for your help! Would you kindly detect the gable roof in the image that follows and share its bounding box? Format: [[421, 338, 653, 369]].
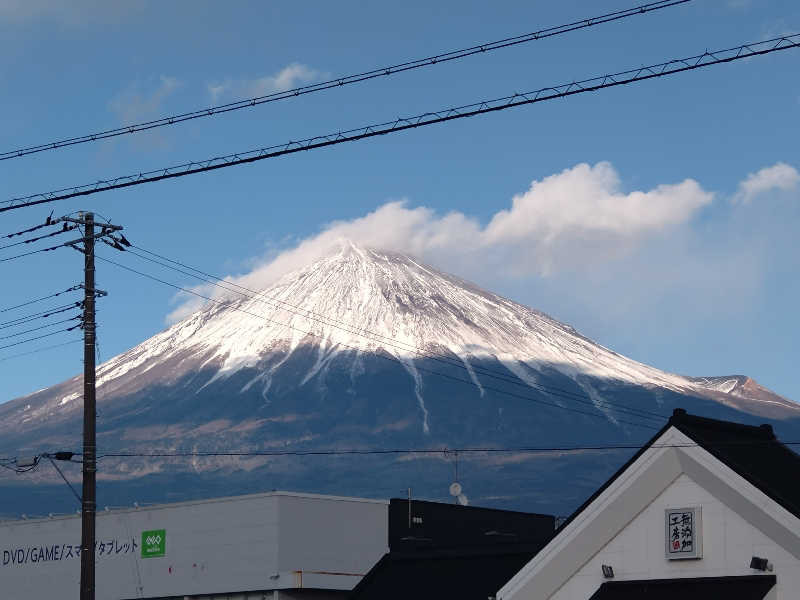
[[497, 410, 800, 600], [552, 408, 800, 539], [668, 409, 800, 520]]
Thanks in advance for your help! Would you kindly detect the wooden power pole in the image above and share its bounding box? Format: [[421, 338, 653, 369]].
[[57, 211, 124, 600], [80, 211, 97, 600]]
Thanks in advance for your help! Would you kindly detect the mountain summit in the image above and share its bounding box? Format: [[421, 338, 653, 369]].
[[1, 241, 797, 514]]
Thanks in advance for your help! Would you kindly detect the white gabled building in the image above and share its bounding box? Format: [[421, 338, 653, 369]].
[[497, 409, 800, 600]]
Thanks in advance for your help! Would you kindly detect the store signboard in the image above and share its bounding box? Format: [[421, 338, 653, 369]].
[[141, 529, 166, 559], [665, 507, 702, 560]]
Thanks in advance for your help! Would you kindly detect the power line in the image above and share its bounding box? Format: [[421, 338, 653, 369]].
[[0, 285, 81, 314], [0, 314, 82, 341], [126, 244, 667, 423], [6, 441, 798, 465], [0, 238, 79, 263], [2, 33, 797, 214], [17, 440, 800, 461], [0, 326, 82, 351], [0, 223, 78, 251], [46, 457, 82, 506], [0, 338, 82, 363], [0, 457, 39, 474], [96, 253, 659, 430], [3, 440, 797, 480], [0, 303, 81, 330], [1, 218, 57, 239], [0, 0, 692, 162]]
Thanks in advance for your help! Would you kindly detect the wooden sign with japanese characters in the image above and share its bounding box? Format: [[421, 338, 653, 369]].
[[665, 507, 702, 560]]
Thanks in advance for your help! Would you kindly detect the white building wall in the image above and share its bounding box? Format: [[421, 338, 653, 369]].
[[550, 473, 797, 600], [0, 491, 388, 600]]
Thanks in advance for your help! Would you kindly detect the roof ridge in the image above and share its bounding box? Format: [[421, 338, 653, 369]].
[[669, 408, 775, 439]]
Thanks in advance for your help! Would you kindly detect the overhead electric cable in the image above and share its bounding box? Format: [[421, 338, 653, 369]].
[[0, 315, 82, 341], [0, 0, 692, 162], [5, 440, 799, 480], [0, 326, 82, 351], [0, 338, 82, 363], [46, 457, 82, 506], [0, 285, 81, 314], [0, 224, 77, 251], [0, 239, 78, 262], [88, 440, 799, 459], [2, 33, 797, 214], [0, 303, 80, 330], [1, 219, 56, 239], [97, 253, 659, 430], [126, 244, 667, 423]]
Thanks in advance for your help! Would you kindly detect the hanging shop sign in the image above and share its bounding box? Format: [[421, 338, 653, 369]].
[[665, 507, 702, 560]]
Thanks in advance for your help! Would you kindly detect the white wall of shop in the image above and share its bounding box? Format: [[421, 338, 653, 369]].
[[0, 491, 388, 600], [548, 472, 793, 600]]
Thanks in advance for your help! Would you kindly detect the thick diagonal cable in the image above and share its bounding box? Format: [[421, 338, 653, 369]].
[[0, 285, 81, 314], [3, 33, 797, 214], [0, 303, 80, 330], [0, 325, 81, 351], [0, 0, 692, 162], [127, 245, 667, 423], [0, 314, 82, 341], [97, 253, 658, 430]]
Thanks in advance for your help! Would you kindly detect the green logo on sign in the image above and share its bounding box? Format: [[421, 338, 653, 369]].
[[141, 529, 166, 558]]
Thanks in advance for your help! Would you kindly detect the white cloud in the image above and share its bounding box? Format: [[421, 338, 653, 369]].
[[167, 162, 713, 322], [208, 63, 321, 104], [733, 162, 800, 203], [109, 75, 182, 126]]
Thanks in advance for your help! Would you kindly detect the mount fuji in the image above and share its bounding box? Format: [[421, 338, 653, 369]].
[[1, 242, 798, 516]]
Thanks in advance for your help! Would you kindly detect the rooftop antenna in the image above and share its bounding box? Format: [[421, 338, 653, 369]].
[[407, 488, 412, 529], [447, 450, 469, 506]]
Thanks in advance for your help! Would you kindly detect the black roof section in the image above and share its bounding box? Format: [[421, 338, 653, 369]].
[[388, 498, 555, 552], [552, 408, 800, 539], [668, 408, 800, 520], [351, 500, 556, 600], [350, 545, 542, 600], [588, 574, 776, 600]]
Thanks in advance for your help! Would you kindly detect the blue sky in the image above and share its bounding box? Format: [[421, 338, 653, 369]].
[[0, 0, 798, 405]]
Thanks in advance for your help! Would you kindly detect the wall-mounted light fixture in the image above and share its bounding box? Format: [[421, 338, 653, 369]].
[[601, 565, 615, 579], [750, 557, 773, 572]]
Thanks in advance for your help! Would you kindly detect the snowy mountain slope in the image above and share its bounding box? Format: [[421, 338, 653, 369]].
[[7, 241, 796, 430], [0, 241, 797, 515]]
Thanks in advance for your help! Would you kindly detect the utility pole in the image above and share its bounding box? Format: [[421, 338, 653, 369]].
[[80, 211, 97, 600], [56, 211, 126, 600]]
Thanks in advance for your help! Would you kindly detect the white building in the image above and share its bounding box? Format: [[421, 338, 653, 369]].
[[498, 409, 800, 600], [0, 490, 388, 600]]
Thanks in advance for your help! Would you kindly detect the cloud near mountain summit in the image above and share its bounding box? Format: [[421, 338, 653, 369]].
[[167, 160, 797, 324]]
